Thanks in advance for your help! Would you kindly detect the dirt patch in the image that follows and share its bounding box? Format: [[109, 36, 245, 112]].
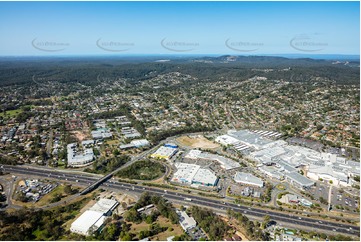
[[177, 135, 219, 149], [70, 131, 90, 142]]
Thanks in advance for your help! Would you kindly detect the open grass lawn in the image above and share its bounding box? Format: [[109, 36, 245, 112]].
[[0, 109, 23, 118], [130, 216, 184, 240]]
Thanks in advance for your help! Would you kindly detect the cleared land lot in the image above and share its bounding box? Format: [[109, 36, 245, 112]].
[[176, 135, 219, 149]]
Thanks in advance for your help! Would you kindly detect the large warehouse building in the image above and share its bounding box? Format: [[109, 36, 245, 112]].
[[171, 162, 219, 187], [151, 145, 178, 160], [70, 198, 119, 236]]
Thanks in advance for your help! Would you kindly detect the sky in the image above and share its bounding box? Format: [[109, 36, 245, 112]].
[[0, 1, 359, 56]]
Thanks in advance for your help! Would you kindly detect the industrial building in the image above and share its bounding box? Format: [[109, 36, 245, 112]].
[[171, 162, 218, 187], [67, 143, 94, 167], [234, 172, 264, 187], [185, 149, 240, 170], [119, 139, 150, 150], [70, 198, 119, 236], [151, 145, 178, 160]]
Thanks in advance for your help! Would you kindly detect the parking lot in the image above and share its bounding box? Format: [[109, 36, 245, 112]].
[[331, 191, 359, 212], [307, 180, 359, 213], [307, 181, 330, 203]]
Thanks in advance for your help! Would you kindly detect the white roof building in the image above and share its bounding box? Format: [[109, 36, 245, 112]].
[[215, 135, 239, 146], [70, 210, 106, 236], [172, 163, 218, 187], [151, 146, 178, 160], [172, 163, 200, 184], [67, 143, 94, 167], [70, 199, 118, 236], [192, 168, 219, 186], [130, 139, 150, 148], [178, 210, 197, 231], [234, 172, 264, 187]]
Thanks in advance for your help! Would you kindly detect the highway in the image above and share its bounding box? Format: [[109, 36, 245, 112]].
[[2, 164, 360, 237]]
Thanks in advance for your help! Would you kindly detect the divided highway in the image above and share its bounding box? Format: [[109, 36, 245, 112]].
[[2, 164, 360, 237]]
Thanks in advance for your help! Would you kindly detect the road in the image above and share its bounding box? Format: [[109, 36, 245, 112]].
[[2, 164, 359, 237]]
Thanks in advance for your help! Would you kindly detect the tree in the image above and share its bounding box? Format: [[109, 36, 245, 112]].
[[64, 185, 73, 195], [0, 193, 6, 202], [262, 215, 271, 229]]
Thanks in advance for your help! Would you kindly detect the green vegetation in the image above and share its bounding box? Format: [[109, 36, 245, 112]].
[[148, 124, 214, 144], [123, 192, 179, 225], [277, 192, 289, 199], [142, 182, 177, 190], [227, 209, 270, 240], [84, 155, 130, 174], [0, 197, 91, 240], [0, 108, 23, 118], [189, 206, 230, 240], [116, 160, 165, 180]]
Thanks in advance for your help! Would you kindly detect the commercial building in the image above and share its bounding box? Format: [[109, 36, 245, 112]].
[[234, 172, 264, 187], [171, 163, 218, 187], [215, 135, 239, 146], [285, 172, 314, 190], [177, 210, 197, 231], [258, 165, 284, 180], [226, 129, 273, 150], [67, 143, 94, 167], [151, 145, 178, 160], [185, 149, 240, 170], [192, 168, 219, 186], [247, 130, 359, 188], [70, 198, 118, 236]]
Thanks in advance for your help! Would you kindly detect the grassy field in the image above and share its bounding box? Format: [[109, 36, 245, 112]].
[[129, 216, 184, 240], [116, 160, 166, 180], [149, 216, 184, 241], [106, 139, 119, 145], [176, 135, 219, 149], [0, 109, 23, 118]]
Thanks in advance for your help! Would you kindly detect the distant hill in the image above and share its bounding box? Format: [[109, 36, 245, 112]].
[[0, 55, 359, 86]]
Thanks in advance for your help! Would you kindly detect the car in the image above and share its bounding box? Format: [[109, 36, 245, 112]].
[[332, 229, 336, 232], [319, 221, 323, 223], [298, 217, 302, 220]]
